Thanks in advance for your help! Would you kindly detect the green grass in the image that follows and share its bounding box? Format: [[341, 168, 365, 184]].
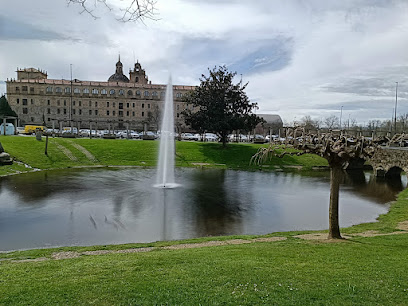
[[1, 235, 408, 305], [0, 135, 328, 171]]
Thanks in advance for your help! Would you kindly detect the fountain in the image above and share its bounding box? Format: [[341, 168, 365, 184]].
[[155, 76, 179, 188]]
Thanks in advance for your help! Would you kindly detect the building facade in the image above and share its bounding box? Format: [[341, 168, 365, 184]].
[[6, 59, 194, 130]]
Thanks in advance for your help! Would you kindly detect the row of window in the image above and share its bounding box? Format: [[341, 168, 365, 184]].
[[43, 86, 185, 98]]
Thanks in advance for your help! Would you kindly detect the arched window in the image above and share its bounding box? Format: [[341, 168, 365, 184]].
[[74, 88, 80, 94], [101, 89, 107, 95], [55, 87, 62, 93], [160, 91, 165, 97], [152, 91, 158, 97], [92, 88, 99, 94], [127, 90, 133, 96], [46, 86, 53, 93], [109, 89, 115, 95], [119, 89, 124, 95], [65, 87, 71, 93], [136, 90, 141, 96], [83, 88, 90, 94], [144, 91, 149, 97]]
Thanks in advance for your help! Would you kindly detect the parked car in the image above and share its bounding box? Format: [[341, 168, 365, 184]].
[[253, 134, 266, 143], [181, 133, 199, 141], [203, 133, 218, 142], [142, 131, 157, 140]]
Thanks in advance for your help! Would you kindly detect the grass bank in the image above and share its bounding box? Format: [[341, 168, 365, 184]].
[[0, 135, 327, 175]]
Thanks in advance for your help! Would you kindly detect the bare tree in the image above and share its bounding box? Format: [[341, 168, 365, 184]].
[[324, 115, 339, 130], [67, 0, 158, 22], [299, 115, 320, 132], [252, 130, 381, 239]]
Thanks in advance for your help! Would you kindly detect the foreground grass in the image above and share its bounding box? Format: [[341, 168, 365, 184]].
[[0, 136, 327, 174], [1, 234, 408, 305]]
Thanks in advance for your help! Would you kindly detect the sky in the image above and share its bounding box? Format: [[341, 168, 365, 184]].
[[1, 0, 408, 126]]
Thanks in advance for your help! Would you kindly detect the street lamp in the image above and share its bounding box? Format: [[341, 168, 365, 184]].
[[339, 106, 343, 129], [394, 82, 398, 134]]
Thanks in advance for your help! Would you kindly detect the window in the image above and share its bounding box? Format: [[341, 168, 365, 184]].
[[136, 90, 141, 96], [83, 88, 89, 94], [107, 101, 110, 107], [15, 87, 20, 91], [47, 100, 50, 105], [136, 77, 139, 82], [89, 101, 91, 107], [73, 109, 76, 115], [73, 101, 75, 106], [47, 108, 51, 114], [113, 111, 116, 116], [177, 113, 180, 118], [22, 86, 28, 91], [46, 87, 53, 93], [79, 101, 82, 106], [176, 93, 181, 98], [92, 88, 99, 94], [57, 100, 60, 106], [64, 100, 67, 106], [177, 104, 179, 110], [89, 110, 92, 115], [148, 104, 150, 109], [47, 118, 50, 122], [119, 103, 123, 109], [95, 102, 98, 107], [57, 109, 60, 114], [65, 87, 71, 93], [142, 103, 144, 108], [74, 88, 80, 94], [16, 99, 20, 104], [144, 91, 149, 97], [79, 109, 82, 115], [107, 110, 110, 116], [109, 89, 115, 95], [64, 109, 67, 114], [132, 103, 135, 108], [95, 110, 98, 115], [119, 111, 123, 117], [30, 87, 34, 93], [132, 111, 135, 116], [22, 99, 28, 105], [23, 108, 28, 114], [113, 102, 116, 107], [152, 91, 158, 97], [55, 87, 62, 93], [126, 111, 129, 116], [142, 111, 144, 117], [119, 89, 124, 95], [161, 91, 165, 97], [126, 103, 130, 108], [101, 89, 107, 95], [127, 90, 133, 96]]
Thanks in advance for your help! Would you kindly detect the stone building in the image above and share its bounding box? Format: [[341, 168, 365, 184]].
[[5, 58, 194, 130]]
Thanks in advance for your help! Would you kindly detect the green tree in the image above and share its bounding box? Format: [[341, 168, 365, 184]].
[[0, 95, 17, 118], [183, 66, 263, 147]]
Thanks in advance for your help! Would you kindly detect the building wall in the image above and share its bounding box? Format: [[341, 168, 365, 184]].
[[6, 77, 194, 130]]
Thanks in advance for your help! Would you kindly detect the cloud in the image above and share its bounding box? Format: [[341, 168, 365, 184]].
[[0, 15, 67, 41]]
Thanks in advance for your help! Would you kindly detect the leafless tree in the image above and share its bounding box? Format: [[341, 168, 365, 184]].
[[67, 0, 158, 22], [324, 115, 339, 130], [252, 130, 381, 239]]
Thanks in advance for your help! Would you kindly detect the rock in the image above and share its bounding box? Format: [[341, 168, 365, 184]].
[[0, 152, 13, 165]]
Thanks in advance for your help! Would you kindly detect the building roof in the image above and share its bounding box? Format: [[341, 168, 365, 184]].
[[258, 114, 283, 124]]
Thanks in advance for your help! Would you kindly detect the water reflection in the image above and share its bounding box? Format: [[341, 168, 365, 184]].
[[0, 168, 405, 251]]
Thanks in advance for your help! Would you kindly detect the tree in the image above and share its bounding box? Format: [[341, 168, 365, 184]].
[[299, 115, 320, 132], [67, 0, 158, 22], [182, 66, 263, 147], [252, 130, 380, 239], [324, 115, 339, 130], [0, 95, 17, 118], [147, 104, 161, 132]]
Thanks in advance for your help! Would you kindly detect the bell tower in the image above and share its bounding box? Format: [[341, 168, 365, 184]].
[[129, 60, 149, 84]]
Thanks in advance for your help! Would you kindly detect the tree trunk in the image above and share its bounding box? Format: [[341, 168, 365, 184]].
[[328, 165, 342, 239]]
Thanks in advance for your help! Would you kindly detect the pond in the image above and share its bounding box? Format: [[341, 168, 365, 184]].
[[0, 168, 405, 251]]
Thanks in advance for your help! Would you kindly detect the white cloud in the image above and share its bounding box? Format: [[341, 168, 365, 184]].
[[1, 0, 408, 125]]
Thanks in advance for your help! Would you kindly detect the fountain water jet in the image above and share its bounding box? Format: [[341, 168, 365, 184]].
[[155, 76, 179, 188]]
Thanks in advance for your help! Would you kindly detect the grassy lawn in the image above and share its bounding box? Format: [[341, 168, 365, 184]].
[[1, 135, 407, 304], [0, 234, 408, 305], [0, 135, 327, 173]]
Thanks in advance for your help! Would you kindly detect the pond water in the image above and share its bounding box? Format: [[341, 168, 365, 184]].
[[0, 168, 405, 251]]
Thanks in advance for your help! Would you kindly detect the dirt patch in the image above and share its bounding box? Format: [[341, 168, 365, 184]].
[[294, 233, 351, 242], [252, 237, 287, 242], [51, 251, 81, 260], [69, 142, 97, 162], [397, 221, 408, 231]]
